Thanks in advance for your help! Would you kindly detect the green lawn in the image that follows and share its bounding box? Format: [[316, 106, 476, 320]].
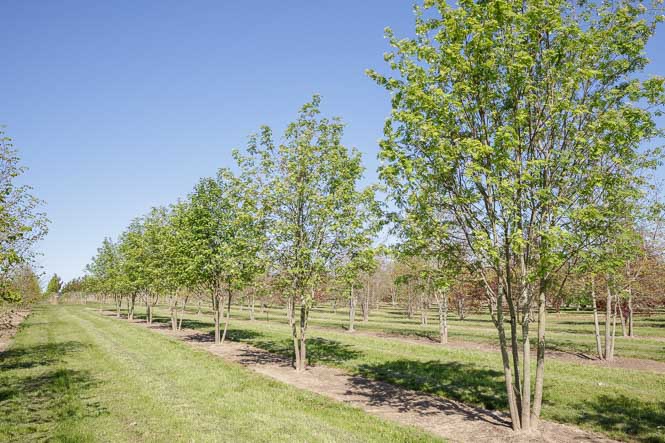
[[0, 304, 439, 442], [130, 303, 665, 443], [228, 304, 665, 362]]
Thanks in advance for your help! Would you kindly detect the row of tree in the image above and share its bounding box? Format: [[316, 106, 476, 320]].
[[75, 97, 382, 373], [67, 0, 664, 432]]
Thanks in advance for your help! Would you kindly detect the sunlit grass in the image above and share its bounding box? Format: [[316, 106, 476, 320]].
[[128, 303, 665, 443], [0, 305, 439, 442]]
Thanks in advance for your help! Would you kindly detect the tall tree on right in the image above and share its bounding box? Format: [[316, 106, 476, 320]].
[[369, 0, 664, 431]]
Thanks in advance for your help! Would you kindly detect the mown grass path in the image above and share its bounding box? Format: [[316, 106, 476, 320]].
[[0, 305, 438, 442]]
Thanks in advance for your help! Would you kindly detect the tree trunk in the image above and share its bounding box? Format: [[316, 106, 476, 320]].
[[420, 291, 429, 327], [609, 297, 618, 360], [457, 297, 465, 320], [604, 280, 613, 361], [618, 301, 627, 338], [591, 279, 604, 359], [495, 287, 521, 431], [531, 285, 547, 427], [521, 316, 531, 431], [178, 296, 188, 331], [348, 285, 356, 332], [221, 289, 232, 344], [436, 289, 448, 344], [288, 296, 301, 370], [249, 289, 255, 321], [298, 299, 309, 372], [170, 296, 178, 332], [627, 287, 634, 337], [213, 293, 222, 344], [128, 294, 135, 320], [362, 284, 370, 322]]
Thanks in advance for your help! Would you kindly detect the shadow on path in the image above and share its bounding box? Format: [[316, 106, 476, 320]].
[[553, 395, 665, 443]]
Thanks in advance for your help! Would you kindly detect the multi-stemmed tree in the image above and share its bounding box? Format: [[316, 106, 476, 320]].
[[180, 166, 265, 344], [369, 0, 663, 431], [246, 96, 381, 371]]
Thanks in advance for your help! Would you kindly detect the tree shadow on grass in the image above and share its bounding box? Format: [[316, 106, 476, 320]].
[[637, 318, 665, 329], [307, 337, 362, 364], [182, 328, 264, 344], [235, 335, 363, 366], [355, 359, 507, 412], [0, 341, 84, 371], [141, 314, 213, 332], [554, 395, 665, 443], [0, 368, 105, 436], [0, 341, 106, 439]]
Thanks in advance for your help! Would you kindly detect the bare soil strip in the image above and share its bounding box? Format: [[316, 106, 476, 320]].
[[0, 309, 30, 352], [113, 313, 616, 443]]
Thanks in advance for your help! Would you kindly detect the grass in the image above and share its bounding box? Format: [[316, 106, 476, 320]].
[[232, 304, 665, 362], [127, 303, 665, 443], [0, 304, 439, 442]]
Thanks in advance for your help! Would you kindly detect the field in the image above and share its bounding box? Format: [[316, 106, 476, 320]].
[[143, 303, 665, 442], [0, 305, 437, 442], [1, 302, 664, 442]]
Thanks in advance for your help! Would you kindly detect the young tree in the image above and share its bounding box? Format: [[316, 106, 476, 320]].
[[247, 96, 379, 371], [370, 0, 663, 431], [338, 248, 378, 333], [180, 167, 265, 344], [87, 237, 125, 317], [118, 218, 154, 322]]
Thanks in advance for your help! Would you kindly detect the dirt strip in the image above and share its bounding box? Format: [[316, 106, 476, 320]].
[[0, 309, 30, 352], [115, 314, 616, 443]]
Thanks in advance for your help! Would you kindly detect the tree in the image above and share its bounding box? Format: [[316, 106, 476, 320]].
[[87, 237, 125, 317], [180, 166, 265, 344], [45, 274, 63, 295], [338, 248, 378, 333], [247, 96, 379, 371], [9, 265, 42, 304], [0, 128, 49, 302], [370, 0, 663, 431]]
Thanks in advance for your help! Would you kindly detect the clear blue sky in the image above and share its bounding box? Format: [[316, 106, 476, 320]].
[[1, 1, 664, 284]]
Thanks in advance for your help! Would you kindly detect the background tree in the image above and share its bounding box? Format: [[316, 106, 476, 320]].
[[9, 265, 42, 304], [0, 128, 49, 302], [45, 274, 62, 295]]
